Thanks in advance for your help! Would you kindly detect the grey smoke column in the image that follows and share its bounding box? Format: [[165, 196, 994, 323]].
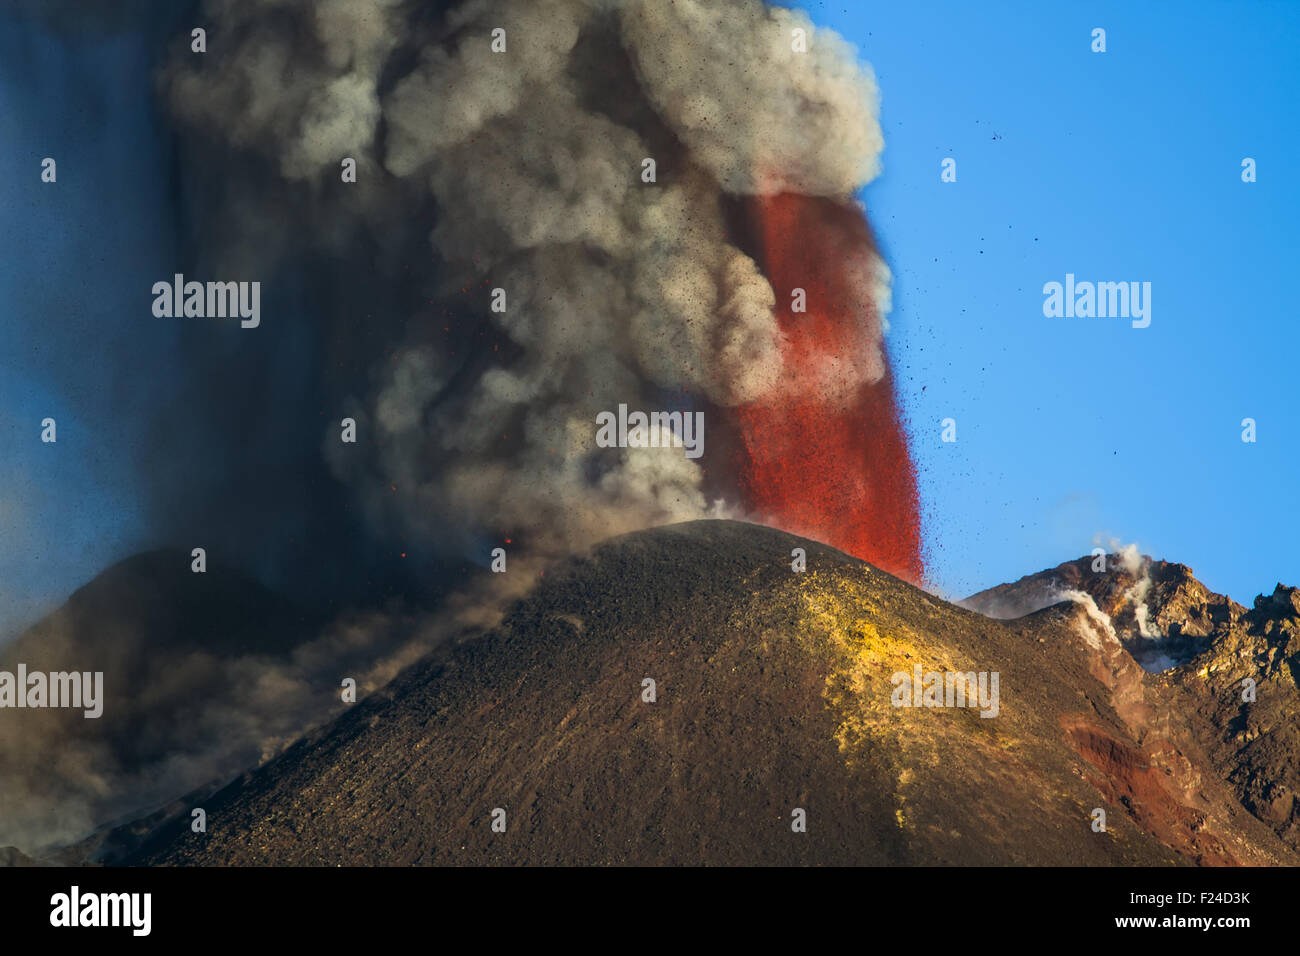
[[164, 0, 890, 568]]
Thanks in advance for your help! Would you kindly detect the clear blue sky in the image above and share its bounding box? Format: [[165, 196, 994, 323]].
[[1, 2, 1297, 641], [794, 0, 1300, 602]]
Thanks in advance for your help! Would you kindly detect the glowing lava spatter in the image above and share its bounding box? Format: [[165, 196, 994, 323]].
[[732, 192, 923, 584]]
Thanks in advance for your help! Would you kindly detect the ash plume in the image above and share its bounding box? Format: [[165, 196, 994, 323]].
[[160, 0, 892, 568]]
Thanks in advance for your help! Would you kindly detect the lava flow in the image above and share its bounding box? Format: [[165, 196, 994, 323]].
[[731, 192, 923, 584]]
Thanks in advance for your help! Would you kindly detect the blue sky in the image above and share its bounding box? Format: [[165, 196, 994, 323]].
[[795, 0, 1300, 601], [1, 2, 1297, 641], [0, 20, 182, 638]]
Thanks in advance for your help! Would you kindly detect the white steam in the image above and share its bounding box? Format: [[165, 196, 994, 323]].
[[1058, 588, 1119, 651]]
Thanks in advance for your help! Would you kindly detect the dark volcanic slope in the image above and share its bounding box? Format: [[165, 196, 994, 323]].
[[124, 521, 1295, 866], [0, 551, 317, 852], [1, 549, 432, 857]]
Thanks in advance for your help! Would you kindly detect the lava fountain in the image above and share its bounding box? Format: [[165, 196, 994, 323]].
[[731, 192, 923, 583]]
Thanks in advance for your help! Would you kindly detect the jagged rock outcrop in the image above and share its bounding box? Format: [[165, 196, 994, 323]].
[[966, 555, 1300, 853], [963, 554, 1243, 667], [1167, 584, 1300, 849]]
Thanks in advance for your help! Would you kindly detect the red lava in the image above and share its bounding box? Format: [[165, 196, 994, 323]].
[[731, 192, 923, 584]]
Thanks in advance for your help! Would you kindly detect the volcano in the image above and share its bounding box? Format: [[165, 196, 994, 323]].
[[15, 520, 1280, 867]]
